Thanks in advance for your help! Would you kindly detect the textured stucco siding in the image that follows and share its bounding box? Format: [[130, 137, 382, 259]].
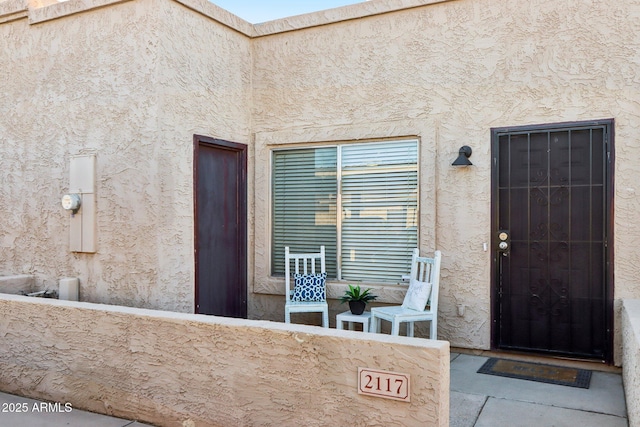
[[622, 300, 640, 427], [2, 0, 640, 364], [0, 0, 252, 312], [250, 0, 640, 363], [0, 294, 450, 427]]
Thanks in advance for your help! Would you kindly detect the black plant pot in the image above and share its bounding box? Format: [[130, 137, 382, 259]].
[[349, 300, 366, 315]]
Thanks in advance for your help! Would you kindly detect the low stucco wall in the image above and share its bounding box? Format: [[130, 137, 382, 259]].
[[0, 294, 449, 427], [622, 299, 640, 427], [0, 275, 34, 294]]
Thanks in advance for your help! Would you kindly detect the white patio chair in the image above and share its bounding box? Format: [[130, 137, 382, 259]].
[[370, 249, 442, 338], [284, 246, 329, 328]]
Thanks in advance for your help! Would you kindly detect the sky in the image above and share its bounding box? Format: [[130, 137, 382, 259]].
[[211, 1, 366, 24]]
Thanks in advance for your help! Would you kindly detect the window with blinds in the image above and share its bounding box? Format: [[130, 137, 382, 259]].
[[340, 141, 418, 282], [272, 148, 338, 276], [271, 140, 418, 283]]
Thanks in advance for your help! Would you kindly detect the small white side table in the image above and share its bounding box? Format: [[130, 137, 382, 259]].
[[336, 310, 371, 332]]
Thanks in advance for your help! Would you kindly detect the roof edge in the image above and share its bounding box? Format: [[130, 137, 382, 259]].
[[173, 0, 255, 36], [252, 0, 455, 37], [6, 0, 454, 36], [0, 0, 28, 23], [27, 0, 133, 24], [3, 0, 256, 33]]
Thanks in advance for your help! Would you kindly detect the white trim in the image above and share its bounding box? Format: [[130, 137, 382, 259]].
[[336, 146, 343, 280]]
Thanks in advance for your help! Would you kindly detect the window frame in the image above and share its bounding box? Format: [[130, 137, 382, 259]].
[[270, 138, 420, 285]]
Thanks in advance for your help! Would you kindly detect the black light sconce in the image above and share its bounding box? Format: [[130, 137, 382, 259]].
[[452, 146, 473, 166]]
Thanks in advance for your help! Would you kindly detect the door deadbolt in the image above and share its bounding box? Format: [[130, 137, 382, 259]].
[[497, 230, 510, 254]]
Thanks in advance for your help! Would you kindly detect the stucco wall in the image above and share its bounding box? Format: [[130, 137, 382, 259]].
[[0, 293, 450, 427], [622, 300, 640, 427], [250, 0, 640, 363], [0, 0, 253, 312], [2, 0, 640, 363], [0, 275, 34, 294]]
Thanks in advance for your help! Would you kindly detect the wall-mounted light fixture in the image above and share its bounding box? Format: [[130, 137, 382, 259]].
[[452, 146, 473, 166]]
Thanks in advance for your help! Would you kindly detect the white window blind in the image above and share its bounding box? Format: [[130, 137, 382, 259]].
[[272, 147, 338, 276], [340, 141, 418, 282], [271, 140, 418, 282]]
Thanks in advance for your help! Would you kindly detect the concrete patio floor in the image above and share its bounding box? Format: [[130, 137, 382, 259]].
[[0, 351, 628, 426], [451, 351, 628, 427]]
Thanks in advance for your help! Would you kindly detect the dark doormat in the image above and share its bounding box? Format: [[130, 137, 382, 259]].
[[477, 358, 592, 389]]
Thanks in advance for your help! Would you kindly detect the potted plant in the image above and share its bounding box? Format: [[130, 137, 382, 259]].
[[340, 284, 378, 315]]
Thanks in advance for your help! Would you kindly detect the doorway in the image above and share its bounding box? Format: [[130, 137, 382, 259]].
[[194, 135, 247, 318], [491, 120, 613, 361]]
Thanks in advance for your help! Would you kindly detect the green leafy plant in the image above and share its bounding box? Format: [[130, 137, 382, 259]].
[[340, 284, 378, 304]]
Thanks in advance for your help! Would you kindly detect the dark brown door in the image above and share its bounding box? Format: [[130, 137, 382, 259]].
[[491, 120, 613, 361], [194, 135, 247, 318]]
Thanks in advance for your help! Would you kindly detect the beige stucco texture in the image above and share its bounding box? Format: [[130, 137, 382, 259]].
[[2, 0, 640, 363], [0, 0, 252, 312], [0, 294, 450, 426], [0, 274, 34, 294], [622, 300, 640, 427], [251, 0, 640, 362]]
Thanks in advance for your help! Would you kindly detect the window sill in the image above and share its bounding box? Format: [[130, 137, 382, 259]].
[[255, 277, 408, 305]]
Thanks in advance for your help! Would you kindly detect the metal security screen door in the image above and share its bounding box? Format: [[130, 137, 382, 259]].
[[491, 120, 613, 361]]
